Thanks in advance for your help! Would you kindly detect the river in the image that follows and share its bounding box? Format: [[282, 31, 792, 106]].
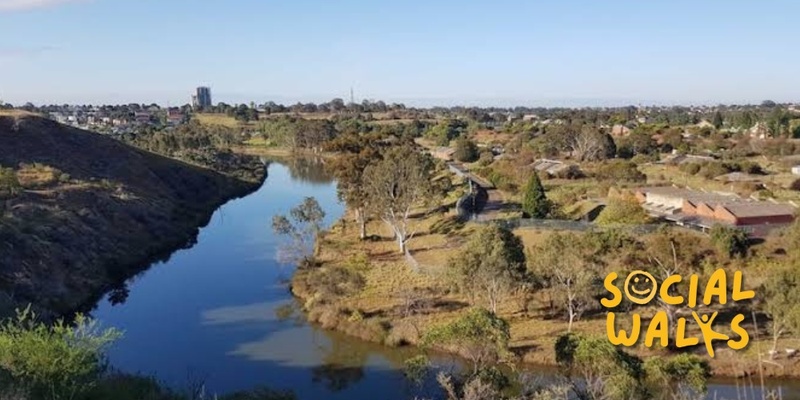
[[91, 157, 800, 400]]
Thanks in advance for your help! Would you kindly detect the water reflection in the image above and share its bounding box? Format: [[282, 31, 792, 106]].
[[259, 156, 333, 185]]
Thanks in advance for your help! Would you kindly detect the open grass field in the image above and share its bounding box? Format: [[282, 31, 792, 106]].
[[194, 113, 254, 128]]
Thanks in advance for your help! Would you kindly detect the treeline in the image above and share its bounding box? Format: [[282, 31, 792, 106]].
[[258, 115, 427, 151], [120, 122, 264, 182]]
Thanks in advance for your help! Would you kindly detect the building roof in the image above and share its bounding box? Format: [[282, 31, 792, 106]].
[[530, 159, 579, 176], [721, 203, 797, 219], [714, 172, 764, 182], [635, 186, 796, 220]]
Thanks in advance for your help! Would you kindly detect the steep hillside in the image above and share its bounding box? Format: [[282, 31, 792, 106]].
[[0, 115, 265, 316]]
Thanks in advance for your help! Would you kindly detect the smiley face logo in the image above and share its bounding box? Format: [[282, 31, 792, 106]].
[[624, 270, 657, 305]]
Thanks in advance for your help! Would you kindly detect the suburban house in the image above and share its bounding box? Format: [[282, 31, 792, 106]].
[[530, 159, 581, 178], [792, 165, 800, 175], [166, 109, 185, 125], [633, 187, 796, 236]]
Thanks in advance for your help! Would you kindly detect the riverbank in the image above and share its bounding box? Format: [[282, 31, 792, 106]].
[[293, 207, 800, 380], [0, 115, 267, 318]]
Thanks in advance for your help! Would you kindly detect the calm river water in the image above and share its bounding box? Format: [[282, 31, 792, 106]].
[[92, 157, 800, 400]]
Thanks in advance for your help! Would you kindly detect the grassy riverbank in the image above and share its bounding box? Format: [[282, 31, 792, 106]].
[[293, 207, 800, 379]]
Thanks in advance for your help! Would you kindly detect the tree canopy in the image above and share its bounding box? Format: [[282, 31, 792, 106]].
[[447, 224, 527, 312], [521, 172, 551, 218]]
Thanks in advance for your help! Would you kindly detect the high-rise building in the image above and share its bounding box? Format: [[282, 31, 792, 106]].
[[192, 86, 212, 109]]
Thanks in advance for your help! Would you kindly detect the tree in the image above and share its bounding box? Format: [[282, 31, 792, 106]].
[[709, 224, 749, 258], [521, 172, 551, 218], [643, 354, 711, 399], [595, 192, 650, 226], [555, 333, 644, 400], [554, 333, 709, 400], [422, 308, 511, 374], [272, 197, 326, 266], [453, 137, 479, 162], [362, 145, 436, 254], [425, 119, 467, 146], [325, 133, 382, 239], [570, 128, 616, 161], [530, 233, 599, 331], [447, 224, 527, 313], [761, 262, 800, 358], [711, 111, 724, 130]]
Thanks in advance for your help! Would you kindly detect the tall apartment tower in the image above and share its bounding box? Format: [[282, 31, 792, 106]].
[[192, 86, 212, 109]]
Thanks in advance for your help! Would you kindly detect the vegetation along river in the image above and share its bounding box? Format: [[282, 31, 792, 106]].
[[90, 158, 800, 400]]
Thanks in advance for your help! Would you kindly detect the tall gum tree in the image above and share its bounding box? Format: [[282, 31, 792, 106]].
[[325, 132, 382, 240], [363, 144, 436, 254]]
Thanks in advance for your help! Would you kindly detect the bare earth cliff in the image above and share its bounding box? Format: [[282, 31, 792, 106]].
[[0, 115, 264, 316]]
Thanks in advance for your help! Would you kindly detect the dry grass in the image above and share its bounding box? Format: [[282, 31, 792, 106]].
[[301, 210, 800, 378], [0, 110, 38, 118], [15, 164, 64, 189], [471, 129, 513, 145], [194, 113, 252, 128]]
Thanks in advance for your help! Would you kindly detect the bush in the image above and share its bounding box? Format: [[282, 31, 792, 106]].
[[698, 162, 730, 179], [305, 265, 366, 300], [453, 137, 479, 162], [0, 167, 21, 198], [477, 150, 494, 167], [594, 161, 646, 183], [595, 193, 650, 226], [790, 178, 800, 191], [0, 307, 122, 400], [678, 163, 702, 176], [709, 224, 749, 258], [553, 165, 584, 180]]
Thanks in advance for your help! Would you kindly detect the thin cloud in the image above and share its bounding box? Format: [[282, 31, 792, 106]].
[[0, 0, 85, 12]]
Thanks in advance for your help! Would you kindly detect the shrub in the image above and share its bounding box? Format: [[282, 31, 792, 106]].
[[678, 163, 702, 175], [0, 307, 122, 400], [790, 178, 800, 191], [477, 150, 494, 167], [453, 137, 479, 162], [594, 161, 646, 183], [422, 308, 511, 374], [0, 168, 21, 198], [553, 165, 584, 180], [595, 193, 650, 226], [709, 224, 749, 258], [305, 265, 365, 299], [698, 162, 730, 179]]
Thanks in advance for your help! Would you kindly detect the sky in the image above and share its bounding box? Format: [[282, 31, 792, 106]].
[[1, 0, 799, 107]]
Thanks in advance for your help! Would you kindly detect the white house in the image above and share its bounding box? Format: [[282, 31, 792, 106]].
[[792, 166, 800, 175]]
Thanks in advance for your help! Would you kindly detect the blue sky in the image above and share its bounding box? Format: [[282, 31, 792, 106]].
[[1, 0, 798, 106]]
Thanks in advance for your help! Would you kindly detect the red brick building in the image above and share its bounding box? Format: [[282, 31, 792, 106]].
[[633, 187, 796, 236]]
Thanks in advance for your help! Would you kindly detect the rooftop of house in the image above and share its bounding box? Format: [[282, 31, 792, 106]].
[[714, 172, 764, 182], [635, 187, 797, 218], [721, 202, 797, 218]]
